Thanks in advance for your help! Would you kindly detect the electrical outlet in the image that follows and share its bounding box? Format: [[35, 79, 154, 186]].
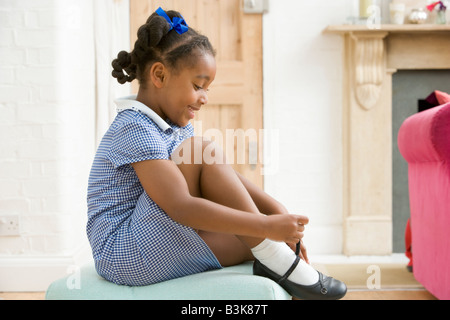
[[0, 216, 20, 236]]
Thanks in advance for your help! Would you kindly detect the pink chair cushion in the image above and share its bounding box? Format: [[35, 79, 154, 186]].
[[398, 102, 450, 164], [436, 90, 450, 105], [426, 90, 450, 108]]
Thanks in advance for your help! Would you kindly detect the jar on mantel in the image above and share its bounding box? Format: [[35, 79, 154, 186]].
[[436, 10, 447, 24], [408, 8, 428, 24]]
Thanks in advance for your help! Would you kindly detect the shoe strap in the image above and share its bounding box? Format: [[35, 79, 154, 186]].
[[277, 242, 302, 284], [296, 242, 300, 256], [277, 255, 300, 284]]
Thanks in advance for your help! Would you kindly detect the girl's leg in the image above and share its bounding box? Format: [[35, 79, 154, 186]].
[[174, 137, 261, 265], [173, 137, 347, 299], [197, 232, 254, 267]]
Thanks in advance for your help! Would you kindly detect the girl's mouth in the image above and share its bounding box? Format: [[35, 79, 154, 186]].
[[188, 106, 199, 119]]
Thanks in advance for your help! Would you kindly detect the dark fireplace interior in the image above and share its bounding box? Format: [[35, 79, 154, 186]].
[[392, 69, 450, 253]]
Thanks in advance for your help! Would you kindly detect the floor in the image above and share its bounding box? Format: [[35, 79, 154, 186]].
[[0, 289, 437, 300], [1, 292, 46, 300], [342, 289, 436, 300]]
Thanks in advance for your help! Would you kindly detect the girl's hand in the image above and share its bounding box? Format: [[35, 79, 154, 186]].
[[265, 213, 311, 264], [264, 214, 309, 247]]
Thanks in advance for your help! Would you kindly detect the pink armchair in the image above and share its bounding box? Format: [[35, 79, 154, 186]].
[[398, 102, 450, 300]]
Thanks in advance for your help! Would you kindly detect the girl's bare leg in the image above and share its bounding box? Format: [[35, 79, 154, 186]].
[[198, 232, 254, 267], [174, 138, 347, 300], [174, 137, 261, 266]]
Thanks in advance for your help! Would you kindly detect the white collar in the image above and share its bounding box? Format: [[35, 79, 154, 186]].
[[115, 95, 171, 132]]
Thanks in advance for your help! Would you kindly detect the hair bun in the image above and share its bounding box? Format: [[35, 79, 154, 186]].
[[111, 51, 136, 84], [138, 16, 172, 49]]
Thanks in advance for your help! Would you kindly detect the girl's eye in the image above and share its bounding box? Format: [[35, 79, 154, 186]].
[[194, 84, 209, 92]]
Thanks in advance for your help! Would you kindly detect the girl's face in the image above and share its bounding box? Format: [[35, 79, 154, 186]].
[[159, 53, 216, 127]]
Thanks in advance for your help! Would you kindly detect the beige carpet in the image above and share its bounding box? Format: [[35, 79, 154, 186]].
[[313, 263, 423, 290]]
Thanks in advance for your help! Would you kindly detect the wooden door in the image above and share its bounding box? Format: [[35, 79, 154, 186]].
[[130, 0, 264, 188]]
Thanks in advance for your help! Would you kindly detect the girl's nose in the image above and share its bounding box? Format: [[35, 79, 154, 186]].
[[199, 91, 208, 105]]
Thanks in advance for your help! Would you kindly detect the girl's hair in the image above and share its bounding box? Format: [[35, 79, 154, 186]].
[[112, 9, 215, 85]]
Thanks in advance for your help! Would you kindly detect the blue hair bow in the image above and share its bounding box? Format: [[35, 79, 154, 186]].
[[156, 7, 189, 35]]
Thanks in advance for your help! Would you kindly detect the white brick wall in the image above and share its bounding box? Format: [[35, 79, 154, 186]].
[[0, 0, 95, 259], [0, 0, 130, 291]]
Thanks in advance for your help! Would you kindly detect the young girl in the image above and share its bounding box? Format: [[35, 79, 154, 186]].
[[87, 7, 346, 300]]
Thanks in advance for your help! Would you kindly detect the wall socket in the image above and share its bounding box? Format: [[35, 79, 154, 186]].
[[0, 216, 20, 236]]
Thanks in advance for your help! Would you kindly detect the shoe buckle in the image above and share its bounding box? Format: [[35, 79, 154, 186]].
[[319, 273, 327, 295]]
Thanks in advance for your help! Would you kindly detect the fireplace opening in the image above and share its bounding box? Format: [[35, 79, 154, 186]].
[[392, 69, 450, 253]]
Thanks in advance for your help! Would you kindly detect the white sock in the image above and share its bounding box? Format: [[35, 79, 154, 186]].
[[251, 239, 319, 286]]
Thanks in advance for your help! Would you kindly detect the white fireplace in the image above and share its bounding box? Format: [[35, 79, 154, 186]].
[[325, 24, 450, 255]]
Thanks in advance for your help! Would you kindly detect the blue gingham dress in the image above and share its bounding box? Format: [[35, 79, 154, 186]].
[[87, 96, 221, 286]]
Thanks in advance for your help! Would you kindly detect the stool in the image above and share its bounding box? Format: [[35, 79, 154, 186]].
[[45, 261, 291, 300]]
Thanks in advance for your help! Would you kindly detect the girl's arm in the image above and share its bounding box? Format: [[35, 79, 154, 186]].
[[235, 172, 289, 216], [132, 159, 306, 245]]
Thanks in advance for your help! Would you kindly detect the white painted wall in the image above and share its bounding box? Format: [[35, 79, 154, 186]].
[[263, 0, 355, 254]]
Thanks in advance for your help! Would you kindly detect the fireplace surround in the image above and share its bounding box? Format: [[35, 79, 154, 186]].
[[325, 24, 450, 255]]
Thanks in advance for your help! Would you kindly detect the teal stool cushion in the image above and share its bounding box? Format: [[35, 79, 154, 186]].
[[45, 262, 291, 300]]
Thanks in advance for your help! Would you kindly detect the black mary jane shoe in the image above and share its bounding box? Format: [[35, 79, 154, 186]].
[[253, 243, 347, 300]]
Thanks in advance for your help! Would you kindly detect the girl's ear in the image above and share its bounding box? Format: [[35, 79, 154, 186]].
[[149, 62, 167, 89]]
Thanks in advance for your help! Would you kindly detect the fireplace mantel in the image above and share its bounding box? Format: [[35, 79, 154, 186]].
[[326, 24, 450, 33], [325, 25, 450, 255]]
